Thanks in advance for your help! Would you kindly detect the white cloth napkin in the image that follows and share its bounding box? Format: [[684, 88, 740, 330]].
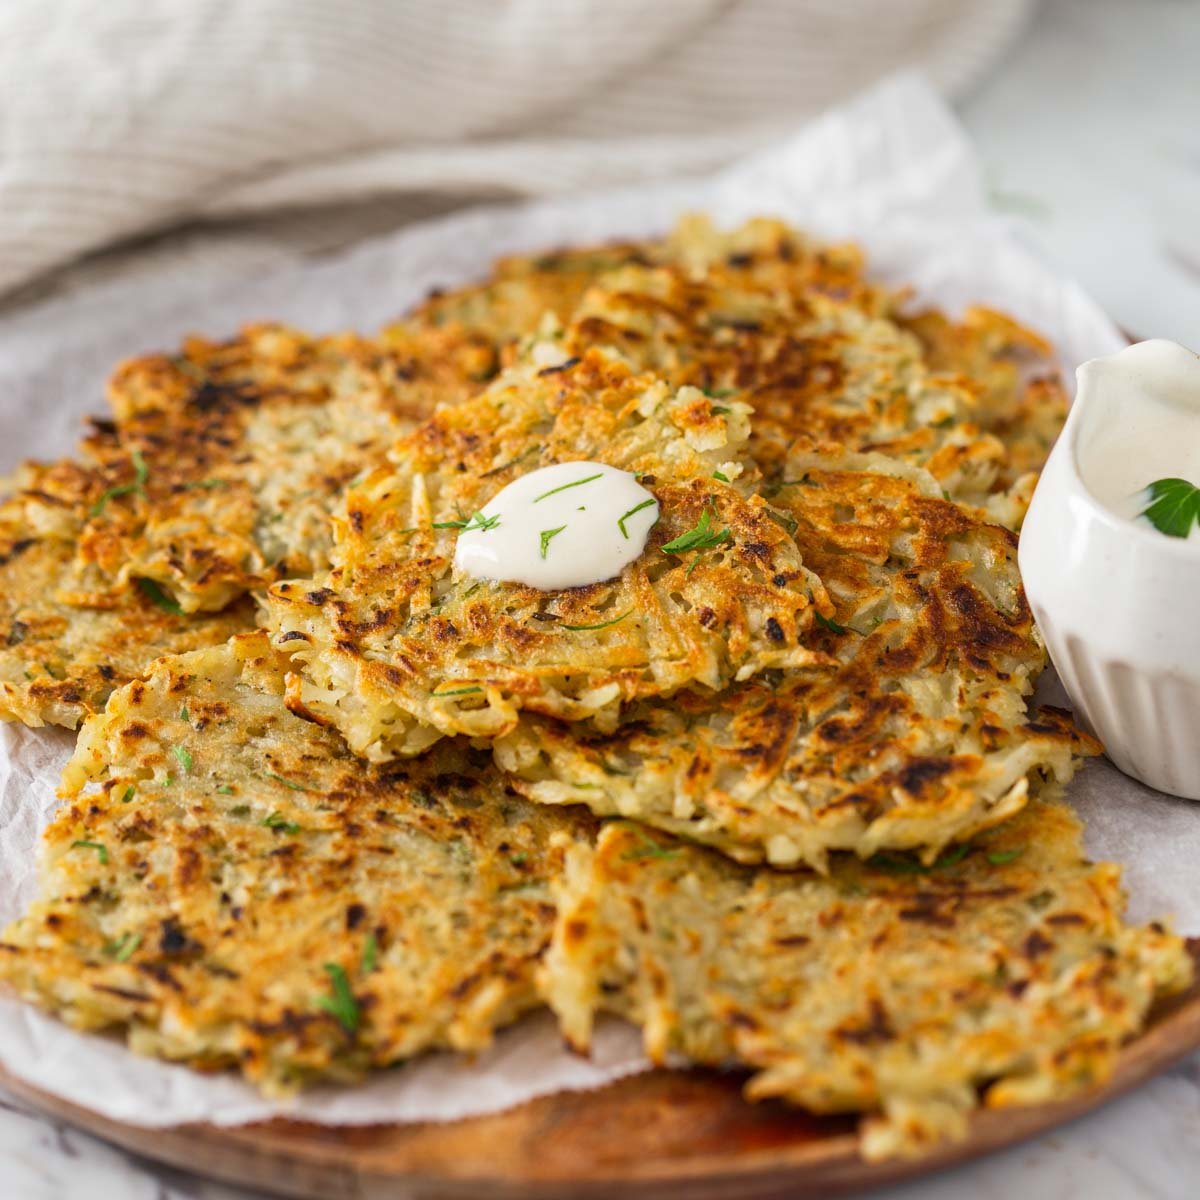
[[1, 0, 1035, 296]]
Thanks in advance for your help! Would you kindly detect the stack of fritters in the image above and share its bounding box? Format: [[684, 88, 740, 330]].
[[0, 217, 1189, 1161]]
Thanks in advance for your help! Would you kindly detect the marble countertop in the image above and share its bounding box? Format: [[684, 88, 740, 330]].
[[3, 1, 1198, 1196]]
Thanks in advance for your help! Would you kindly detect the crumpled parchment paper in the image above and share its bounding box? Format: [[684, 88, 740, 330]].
[[0, 73, 1196, 1131]]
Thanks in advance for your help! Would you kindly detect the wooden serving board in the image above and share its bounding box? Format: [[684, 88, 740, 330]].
[[3, 941, 1199, 1200]]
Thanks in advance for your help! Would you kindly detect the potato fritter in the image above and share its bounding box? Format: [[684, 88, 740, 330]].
[[0, 462, 253, 728], [399, 215, 1067, 526], [497, 446, 1096, 869], [267, 346, 827, 759], [899, 304, 1070, 488], [2, 634, 593, 1093], [541, 808, 1192, 1160], [79, 323, 474, 613]]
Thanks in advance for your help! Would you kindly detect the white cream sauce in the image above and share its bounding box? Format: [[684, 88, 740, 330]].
[[453, 461, 660, 589], [1075, 339, 1200, 543]]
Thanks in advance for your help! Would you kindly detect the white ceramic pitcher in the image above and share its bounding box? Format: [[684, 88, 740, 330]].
[[1019, 340, 1200, 800]]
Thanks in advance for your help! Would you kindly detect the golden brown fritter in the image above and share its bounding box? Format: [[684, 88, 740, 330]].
[[78, 323, 472, 613], [399, 216, 886, 354], [399, 216, 1065, 526], [0, 461, 253, 728], [541, 807, 1192, 1160], [267, 346, 827, 759], [497, 446, 1096, 869], [2, 634, 593, 1093], [900, 305, 1070, 488], [562, 263, 1024, 520]]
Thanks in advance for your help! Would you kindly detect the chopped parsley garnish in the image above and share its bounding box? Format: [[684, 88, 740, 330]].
[[216, 784, 234, 795], [1139, 477, 1200, 539], [432, 684, 484, 698], [1026, 889, 1055, 911], [120, 786, 135, 804], [434, 511, 500, 533], [72, 839, 108, 865], [361, 933, 379, 975], [815, 612, 849, 635], [661, 506, 730, 556], [563, 610, 633, 632], [135, 578, 184, 616], [509, 852, 528, 867], [91, 449, 148, 516], [866, 851, 925, 875], [539, 525, 567, 558], [986, 847, 1025, 866], [622, 838, 680, 862], [314, 963, 360, 1033], [179, 478, 229, 490], [263, 811, 302, 835], [179, 706, 189, 723], [702, 388, 736, 399], [934, 843, 972, 868], [103, 932, 141, 962], [712, 470, 730, 483], [617, 498, 657, 539], [711, 406, 731, 415], [265, 771, 311, 792], [868, 845, 974, 874], [172, 745, 193, 773], [533, 472, 603, 503]]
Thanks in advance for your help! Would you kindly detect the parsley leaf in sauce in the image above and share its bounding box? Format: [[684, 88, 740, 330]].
[[1139, 477, 1200, 539]]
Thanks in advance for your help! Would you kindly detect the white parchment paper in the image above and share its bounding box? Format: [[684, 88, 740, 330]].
[[0, 74, 1196, 1131]]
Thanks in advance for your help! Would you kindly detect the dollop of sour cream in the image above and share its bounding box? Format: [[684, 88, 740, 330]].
[[1075, 339, 1200, 543], [453, 461, 660, 589]]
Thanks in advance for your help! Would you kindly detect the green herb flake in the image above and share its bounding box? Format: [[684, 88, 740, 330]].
[[1026, 889, 1056, 911], [135, 578, 184, 616], [120, 786, 136, 804], [702, 388, 736, 399], [1139, 477, 1200, 539], [563, 609, 633, 632], [815, 612, 850, 635], [712, 470, 730, 483], [866, 852, 925, 875], [180, 478, 229, 490], [986, 847, 1025, 866], [91, 449, 149, 516], [314, 963, 360, 1033], [172, 744, 193, 774], [509, 852, 528, 867], [434, 510, 500, 533], [72, 839, 109, 865], [934, 843, 972, 869], [621, 839, 680, 862], [661, 506, 731, 556], [103, 932, 142, 962], [265, 771, 311, 792], [179, 706, 189, 723], [432, 684, 484, 698], [539, 525, 567, 559], [263, 811, 302, 835], [617, 498, 657, 539], [217, 784, 234, 795], [533, 472, 603, 503], [361, 932, 379, 975]]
